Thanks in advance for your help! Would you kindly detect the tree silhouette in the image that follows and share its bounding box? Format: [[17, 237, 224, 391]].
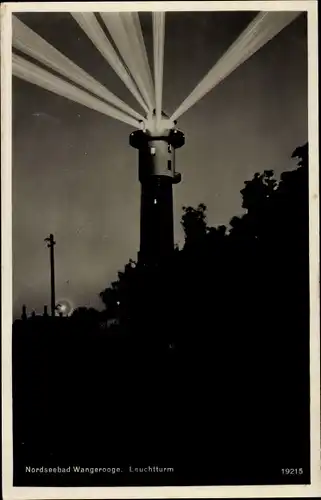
[[71, 306, 100, 321], [181, 202, 208, 247]]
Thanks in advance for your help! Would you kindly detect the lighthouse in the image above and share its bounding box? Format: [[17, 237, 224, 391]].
[[130, 110, 185, 265]]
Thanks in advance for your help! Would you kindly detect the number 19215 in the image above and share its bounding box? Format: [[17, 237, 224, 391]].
[[282, 468, 303, 475]]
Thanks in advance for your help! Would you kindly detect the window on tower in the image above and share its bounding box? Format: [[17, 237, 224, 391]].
[[150, 147, 156, 155], [168, 160, 172, 171]]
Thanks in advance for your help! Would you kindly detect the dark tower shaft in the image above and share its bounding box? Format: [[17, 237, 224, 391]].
[[45, 234, 56, 317], [140, 177, 174, 263]]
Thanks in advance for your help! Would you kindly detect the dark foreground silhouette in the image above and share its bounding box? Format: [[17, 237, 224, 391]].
[[12, 143, 310, 486]]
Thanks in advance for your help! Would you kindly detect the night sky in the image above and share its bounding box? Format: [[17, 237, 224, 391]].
[[12, 10, 307, 318]]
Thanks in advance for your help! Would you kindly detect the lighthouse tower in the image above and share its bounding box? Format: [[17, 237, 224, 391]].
[[130, 111, 185, 265]]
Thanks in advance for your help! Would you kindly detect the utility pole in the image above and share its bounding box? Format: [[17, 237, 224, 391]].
[[44, 234, 56, 317]]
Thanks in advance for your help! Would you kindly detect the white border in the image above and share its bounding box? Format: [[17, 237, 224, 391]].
[[1, 1, 320, 498], [2, 1, 317, 12]]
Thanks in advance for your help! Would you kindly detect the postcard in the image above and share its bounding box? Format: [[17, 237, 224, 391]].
[[1, 1, 320, 498]]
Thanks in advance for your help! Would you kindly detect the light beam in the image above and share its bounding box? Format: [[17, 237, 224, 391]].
[[171, 11, 301, 121], [71, 12, 149, 114], [118, 12, 155, 108], [100, 12, 154, 111], [153, 12, 165, 125], [13, 54, 140, 128], [12, 15, 143, 121]]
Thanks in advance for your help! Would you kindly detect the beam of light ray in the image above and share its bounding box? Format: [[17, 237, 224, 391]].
[[192, 12, 291, 94], [100, 12, 154, 111], [70, 12, 148, 114], [132, 12, 155, 96], [12, 15, 143, 122], [216, 13, 294, 86], [171, 11, 301, 121], [153, 12, 165, 125], [119, 12, 155, 108], [13, 54, 140, 128]]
